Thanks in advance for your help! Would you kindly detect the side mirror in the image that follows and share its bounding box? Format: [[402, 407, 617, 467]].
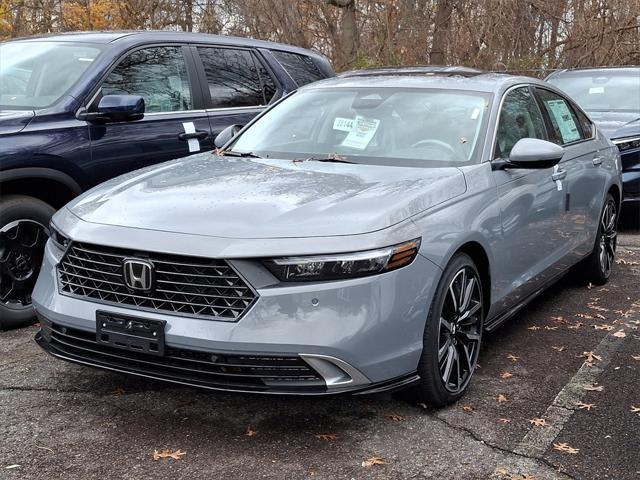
[[81, 95, 145, 123], [214, 124, 243, 148], [494, 138, 565, 169]]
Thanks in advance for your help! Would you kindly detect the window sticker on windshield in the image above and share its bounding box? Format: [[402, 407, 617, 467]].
[[546, 99, 581, 143], [470, 108, 480, 120], [333, 117, 355, 132], [589, 86, 605, 94], [340, 115, 380, 150]]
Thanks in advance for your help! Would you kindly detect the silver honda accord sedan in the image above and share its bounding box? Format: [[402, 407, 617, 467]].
[[33, 71, 622, 406]]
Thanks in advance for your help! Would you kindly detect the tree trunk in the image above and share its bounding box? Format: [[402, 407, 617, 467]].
[[430, 0, 453, 65], [327, 0, 358, 69]]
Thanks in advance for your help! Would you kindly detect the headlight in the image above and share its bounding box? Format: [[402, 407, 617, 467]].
[[613, 136, 640, 152], [264, 238, 421, 282], [49, 222, 70, 253]]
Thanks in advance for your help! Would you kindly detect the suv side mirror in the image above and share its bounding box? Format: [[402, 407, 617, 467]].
[[494, 138, 565, 169], [214, 124, 243, 148], [80, 95, 145, 123]]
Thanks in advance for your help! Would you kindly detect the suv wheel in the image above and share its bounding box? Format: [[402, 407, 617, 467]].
[[414, 253, 484, 407], [0, 195, 55, 330]]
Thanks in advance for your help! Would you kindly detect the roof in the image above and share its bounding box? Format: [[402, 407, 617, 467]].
[[547, 66, 640, 78], [4, 30, 325, 59], [306, 71, 547, 93], [339, 65, 484, 78]]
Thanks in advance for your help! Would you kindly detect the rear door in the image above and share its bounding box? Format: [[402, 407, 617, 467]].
[[193, 46, 278, 137], [533, 87, 605, 260], [88, 45, 212, 184]]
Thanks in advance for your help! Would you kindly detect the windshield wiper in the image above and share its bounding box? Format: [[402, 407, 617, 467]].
[[299, 155, 354, 164], [217, 149, 262, 158]]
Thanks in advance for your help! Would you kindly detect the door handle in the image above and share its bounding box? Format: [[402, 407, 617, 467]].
[[592, 156, 603, 166], [178, 130, 209, 141], [551, 169, 567, 181]]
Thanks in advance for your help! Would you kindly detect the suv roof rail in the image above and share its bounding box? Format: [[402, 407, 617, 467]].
[[338, 65, 484, 78]]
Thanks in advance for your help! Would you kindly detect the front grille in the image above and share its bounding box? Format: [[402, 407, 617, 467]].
[[42, 322, 325, 392], [57, 242, 257, 320]]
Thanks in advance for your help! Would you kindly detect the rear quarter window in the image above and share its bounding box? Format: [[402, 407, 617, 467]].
[[271, 50, 324, 86]]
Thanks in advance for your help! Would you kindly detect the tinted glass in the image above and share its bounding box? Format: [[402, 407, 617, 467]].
[[101, 46, 192, 113], [494, 87, 546, 159], [272, 51, 323, 86], [574, 107, 594, 139], [198, 47, 264, 108], [536, 89, 584, 145], [232, 87, 491, 167], [547, 71, 640, 112], [0, 41, 103, 109], [256, 60, 277, 103]]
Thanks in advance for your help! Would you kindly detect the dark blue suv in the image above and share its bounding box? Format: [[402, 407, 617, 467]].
[[0, 31, 333, 329]]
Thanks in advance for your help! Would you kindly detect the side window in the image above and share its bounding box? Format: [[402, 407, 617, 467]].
[[197, 47, 267, 108], [494, 86, 547, 159], [271, 50, 324, 86], [535, 88, 585, 145], [255, 57, 277, 104], [101, 46, 192, 113], [574, 107, 594, 139]]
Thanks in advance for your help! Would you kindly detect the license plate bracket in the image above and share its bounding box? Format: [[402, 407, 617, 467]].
[[96, 311, 165, 356]]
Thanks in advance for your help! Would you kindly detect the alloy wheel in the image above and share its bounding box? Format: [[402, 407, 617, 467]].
[[598, 200, 617, 277], [437, 266, 483, 393], [0, 219, 49, 309]]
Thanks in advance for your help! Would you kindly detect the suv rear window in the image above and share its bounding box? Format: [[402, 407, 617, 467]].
[[271, 51, 323, 86]]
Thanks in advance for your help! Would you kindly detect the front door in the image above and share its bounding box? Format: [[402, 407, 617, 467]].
[[88, 45, 212, 186], [491, 86, 566, 312]]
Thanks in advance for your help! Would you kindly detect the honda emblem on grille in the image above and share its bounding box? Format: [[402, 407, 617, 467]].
[[123, 258, 154, 291]]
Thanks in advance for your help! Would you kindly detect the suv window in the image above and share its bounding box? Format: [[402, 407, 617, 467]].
[[271, 50, 323, 86], [494, 86, 546, 159], [197, 47, 272, 108], [535, 88, 585, 145], [101, 46, 192, 113]]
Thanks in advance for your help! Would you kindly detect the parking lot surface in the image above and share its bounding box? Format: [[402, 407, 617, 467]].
[[2, 220, 639, 480]]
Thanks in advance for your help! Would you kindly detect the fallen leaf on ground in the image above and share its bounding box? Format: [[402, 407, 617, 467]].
[[362, 456, 390, 468], [613, 330, 626, 338], [5, 465, 20, 470], [110, 387, 125, 395], [245, 426, 258, 437], [498, 418, 511, 423], [529, 418, 546, 426], [587, 283, 593, 289], [575, 402, 596, 411], [580, 351, 602, 363], [632, 355, 640, 361], [461, 405, 474, 412], [550, 315, 565, 323], [568, 322, 583, 330], [593, 324, 614, 331], [528, 326, 541, 331], [553, 442, 579, 454], [507, 353, 520, 362], [36, 446, 55, 454], [594, 313, 607, 320], [496, 394, 509, 403], [499, 371, 513, 379], [385, 413, 406, 422], [631, 406, 640, 414], [587, 304, 609, 312], [315, 433, 337, 441], [552, 346, 566, 352], [583, 384, 604, 392], [544, 326, 558, 331], [153, 449, 186, 461]]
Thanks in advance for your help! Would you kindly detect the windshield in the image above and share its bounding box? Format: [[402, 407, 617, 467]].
[[0, 41, 104, 109], [547, 71, 640, 113], [231, 87, 491, 167]]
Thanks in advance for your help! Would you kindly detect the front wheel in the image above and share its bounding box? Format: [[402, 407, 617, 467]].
[[413, 253, 484, 407], [580, 193, 617, 286]]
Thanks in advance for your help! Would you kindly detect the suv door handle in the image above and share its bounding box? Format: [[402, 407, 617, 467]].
[[592, 156, 603, 166], [551, 169, 567, 181], [178, 130, 209, 141]]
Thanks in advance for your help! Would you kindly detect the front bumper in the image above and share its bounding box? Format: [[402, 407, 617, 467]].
[[33, 241, 440, 395]]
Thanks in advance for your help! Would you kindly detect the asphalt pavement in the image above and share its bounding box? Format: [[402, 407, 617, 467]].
[[1, 211, 639, 480]]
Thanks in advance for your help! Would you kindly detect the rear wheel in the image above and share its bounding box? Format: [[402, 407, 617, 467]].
[[580, 193, 617, 286], [0, 195, 55, 330], [413, 253, 484, 407]]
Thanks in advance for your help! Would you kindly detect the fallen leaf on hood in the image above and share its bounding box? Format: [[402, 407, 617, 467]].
[[506, 353, 520, 362], [499, 371, 513, 379], [575, 402, 596, 411], [385, 413, 406, 422], [498, 418, 511, 423], [362, 456, 390, 468], [552, 346, 566, 352], [583, 384, 604, 392], [528, 418, 546, 426], [528, 326, 541, 331], [496, 394, 509, 403], [553, 442, 579, 454], [315, 434, 337, 441], [245, 426, 258, 437], [613, 330, 626, 338], [153, 449, 186, 461]]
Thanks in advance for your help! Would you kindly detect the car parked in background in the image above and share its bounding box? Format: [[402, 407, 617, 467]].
[[33, 71, 621, 406], [546, 67, 640, 204], [0, 31, 334, 330]]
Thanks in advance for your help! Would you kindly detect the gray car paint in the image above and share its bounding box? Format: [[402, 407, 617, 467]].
[[32, 73, 622, 393]]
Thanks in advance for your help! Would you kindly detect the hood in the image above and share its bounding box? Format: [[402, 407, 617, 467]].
[[587, 110, 640, 138], [0, 109, 35, 135], [68, 153, 467, 239]]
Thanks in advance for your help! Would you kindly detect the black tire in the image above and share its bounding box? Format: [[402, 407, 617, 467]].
[[579, 193, 618, 286], [0, 195, 55, 330], [413, 253, 484, 407]]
